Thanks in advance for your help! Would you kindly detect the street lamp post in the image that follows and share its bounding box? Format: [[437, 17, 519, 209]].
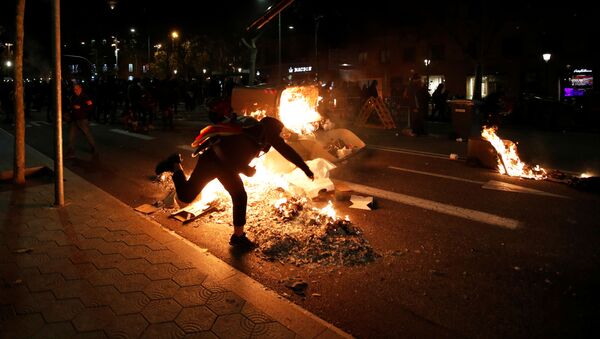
[[170, 31, 179, 76], [424, 58, 431, 93], [542, 53, 551, 97], [111, 37, 119, 75]]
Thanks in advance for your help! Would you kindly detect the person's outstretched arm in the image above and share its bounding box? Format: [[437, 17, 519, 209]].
[[270, 137, 314, 179]]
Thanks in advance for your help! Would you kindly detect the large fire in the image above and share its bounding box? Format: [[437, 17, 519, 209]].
[[481, 126, 547, 180], [187, 85, 348, 224]]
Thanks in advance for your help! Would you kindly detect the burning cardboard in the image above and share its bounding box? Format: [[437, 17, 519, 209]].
[[471, 126, 547, 180]]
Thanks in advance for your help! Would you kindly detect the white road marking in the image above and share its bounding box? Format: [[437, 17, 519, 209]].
[[109, 129, 155, 140], [389, 166, 569, 199], [482, 180, 570, 199], [369, 145, 458, 160], [334, 179, 522, 229], [389, 166, 485, 184]]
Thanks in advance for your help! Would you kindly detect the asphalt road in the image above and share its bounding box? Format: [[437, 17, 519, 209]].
[[9, 115, 600, 338]]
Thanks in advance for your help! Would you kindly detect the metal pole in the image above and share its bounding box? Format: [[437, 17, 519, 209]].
[[278, 13, 281, 85], [52, 0, 64, 206]]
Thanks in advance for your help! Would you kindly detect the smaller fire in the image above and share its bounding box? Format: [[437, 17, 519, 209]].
[[481, 126, 547, 180]]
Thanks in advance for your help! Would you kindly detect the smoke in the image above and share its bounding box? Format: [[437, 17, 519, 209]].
[[24, 38, 52, 77]]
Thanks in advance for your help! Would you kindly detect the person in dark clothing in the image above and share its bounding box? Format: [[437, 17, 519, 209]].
[[431, 83, 449, 121], [66, 84, 96, 158], [404, 74, 428, 135], [367, 79, 379, 99], [155, 114, 314, 248]]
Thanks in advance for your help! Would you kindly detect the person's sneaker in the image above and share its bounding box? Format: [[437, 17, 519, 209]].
[[229, 232, 257, 249], [155, 153, 182, 175]]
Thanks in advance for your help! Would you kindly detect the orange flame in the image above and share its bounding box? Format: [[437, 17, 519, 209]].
[[278, 86, 322, 135], [186, 85, 348, 223], [481, 126, 547, 180]]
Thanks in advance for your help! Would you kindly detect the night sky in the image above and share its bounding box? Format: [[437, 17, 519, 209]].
[[1, 0, 599, 73]]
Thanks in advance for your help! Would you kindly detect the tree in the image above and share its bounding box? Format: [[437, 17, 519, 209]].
[[13, 0, 25, 184]]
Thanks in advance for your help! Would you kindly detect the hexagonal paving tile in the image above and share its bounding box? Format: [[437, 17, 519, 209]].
[[181, 331, 219, 339], [14, 291, 55, 315], [116, 258, 151, 275], [108, 291, 150, 315], [95, 241, 129, 255], [206, 291, 245, 316], [241, 302, 274, 324], [101, 230, 131, 242], [141, 299, 182, 323], [68, 248, 102, 265], [175, 306, 217, 333], [121, 234, 155, 246], [72, 306, 115, 332], [250, 322, 295, 339], [78, 284, 120, 307], [141, 322, 185, 339], [120, 245, 152, 259], [41, 298, 85, 322], [173, 285, 212, 307], [44, 245, 78, 259], [79, 227, 110, 239], [35, 230, 68, 245], [142, 263, 179, 281], [0, 313, 45, 338], [91, 253, 126, 269], [113, 273, 151, 293], [145, 249, 176, 264], [86, 268, 124, 287], [143, 279, 180, 300], [105, 313, 148, 338], [52, 278, 94, 300], [76, 238, 111, 251], [26, 217, 57, 231], [30, 322, 77, 339], [172, 268, 208, 287], [25, 272, 65, 293], [15, 253, 51, 269], [211, 314, 254, 338]]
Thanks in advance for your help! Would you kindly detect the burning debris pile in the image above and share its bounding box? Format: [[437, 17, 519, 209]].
[[481, 126, 547, 180], [324, 138, 353, 159], [151, 84, 379, 266], [476, 126, 599, 191], [164, 181, 379, 267]]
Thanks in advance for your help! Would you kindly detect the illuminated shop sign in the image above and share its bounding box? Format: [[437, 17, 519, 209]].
[[288, 66, 313, 73]]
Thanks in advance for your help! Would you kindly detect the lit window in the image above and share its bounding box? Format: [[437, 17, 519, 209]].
[[128, 64, 133, 73]]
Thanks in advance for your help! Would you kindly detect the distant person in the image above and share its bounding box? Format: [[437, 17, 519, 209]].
[[404, 74, 427, 135], [367, 80, 379, 99], [431, 83, 449, 121], [66, 83, 96, 158]]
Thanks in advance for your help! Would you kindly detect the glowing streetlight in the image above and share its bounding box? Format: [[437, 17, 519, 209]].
[[5, 60, 12, 67], [542, 53, 552, 97], [130, 27, 136, 33], [542, 53, 551, 62], [169, 31, 179, 75]]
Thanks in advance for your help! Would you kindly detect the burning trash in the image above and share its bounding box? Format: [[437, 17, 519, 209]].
[[481, 126, 547, 180], [152, 84, 378, 266]]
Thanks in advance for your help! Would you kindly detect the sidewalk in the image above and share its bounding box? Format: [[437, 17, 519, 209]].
[[0, 128, 351, 338]]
